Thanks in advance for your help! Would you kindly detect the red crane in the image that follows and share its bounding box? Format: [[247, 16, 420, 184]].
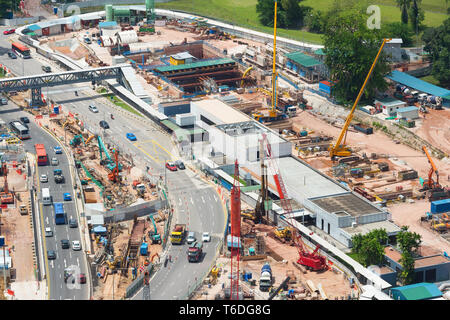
[[260, 133, 327, 271], [0, 162, 13, 204], [229, 159, 241, 300]]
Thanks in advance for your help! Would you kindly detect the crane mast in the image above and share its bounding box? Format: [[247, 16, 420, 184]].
[[329, 38, 390, 159]]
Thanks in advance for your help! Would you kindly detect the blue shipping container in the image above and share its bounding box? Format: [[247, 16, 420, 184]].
[[319, 82, 331, 94], [430, 199, 450, 214]]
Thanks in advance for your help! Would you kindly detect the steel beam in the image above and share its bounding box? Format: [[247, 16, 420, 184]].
[[0, 65, 127, 92]]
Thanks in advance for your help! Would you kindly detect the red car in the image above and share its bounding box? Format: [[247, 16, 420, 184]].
[[78, 273, 86, 284], [165, 161, 177, 171], [3, 29, 15, 35]]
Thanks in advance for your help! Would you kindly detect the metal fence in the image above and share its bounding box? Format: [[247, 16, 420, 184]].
[[124, 263, 154, 299]]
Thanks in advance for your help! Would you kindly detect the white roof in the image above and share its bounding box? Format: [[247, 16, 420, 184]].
[[101, 36, 118, 46], [171, 51, 196, 60], [193, 99, 249, 124], [118, 30, 138, 44], [387, 38, 403, 44]]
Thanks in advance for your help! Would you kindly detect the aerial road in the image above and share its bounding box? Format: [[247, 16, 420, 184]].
[[0, 26, 226, 299]]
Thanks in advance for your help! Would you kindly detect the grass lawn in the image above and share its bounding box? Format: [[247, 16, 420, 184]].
[[157, 0, 448, 44], [419, 74, 441, 86], [347, 252, 362, 264], [103, 93, 143, 117]]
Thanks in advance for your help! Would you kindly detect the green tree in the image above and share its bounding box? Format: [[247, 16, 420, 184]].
[[409, 0, 425, 33], [0, 0, 17, 18], [422, 18, 450, 87], [256, 0, 308, 28], [256, 0, 277, 27], [351, 229, 387, 267], [384, 22, 414, 47], [305, 10, 325, 33], [396, 226, 422, 285], [323, 8, 390, 103], [396, 0, 411, 25]]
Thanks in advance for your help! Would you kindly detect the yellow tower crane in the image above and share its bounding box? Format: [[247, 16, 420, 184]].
[[329, 38, 390, 160], [252, 0, 280, 122]]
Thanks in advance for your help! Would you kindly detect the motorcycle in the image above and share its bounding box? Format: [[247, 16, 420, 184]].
[[74, 90, 78, 96], [110, 113, 114, 120]]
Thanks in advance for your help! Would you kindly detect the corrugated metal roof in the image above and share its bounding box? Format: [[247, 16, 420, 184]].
[[397, 106, 418, 113], [171, 51, 196, 60], [156, 58, 235, 73], [99, 21, 118, 29], [387, 70, 450, 99], [161, 119, 180, 131], [391, 283, 442, 300], [285, 51, 322, 67], [375, 97, 405, 107]]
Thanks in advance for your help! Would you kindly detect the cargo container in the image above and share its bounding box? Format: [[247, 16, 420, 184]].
[[319, 81, 332, 95], [430, 199, 450, 214], [353, 123, 373, 135], [377, 162, 389, 172]]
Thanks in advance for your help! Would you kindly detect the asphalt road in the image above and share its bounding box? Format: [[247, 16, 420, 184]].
[[0, 27, 226, 300], [0, 28, 89, 300]]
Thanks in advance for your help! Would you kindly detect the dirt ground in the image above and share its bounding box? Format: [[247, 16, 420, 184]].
[[388, 200, 450, 254], [411, 108, 450, 156]]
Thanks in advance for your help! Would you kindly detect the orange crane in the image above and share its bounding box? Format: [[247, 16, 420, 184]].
[[422, 145, 440, 190], [260, 133, 327, 271], [0, 162, 14, 204], [108, 150, 120, 182], [329, 38, 390, 159]]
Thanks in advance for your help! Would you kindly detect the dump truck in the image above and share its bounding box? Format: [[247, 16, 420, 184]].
[[259, 262, 272, 292], [170, 223, 186, 245], [187, 241, 203, 262]]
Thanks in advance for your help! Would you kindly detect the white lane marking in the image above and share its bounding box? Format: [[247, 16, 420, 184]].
[[190, 198, 194, 205], [214, 195, 218, 202], [77, 258, 80, 267], [61, 284, 63, 289], [50, 260, 54, 269], [64, 259, 67, 268], [201, 196, 205, 204], [46, 216, 49, 224], [60, 274, 62, 279]]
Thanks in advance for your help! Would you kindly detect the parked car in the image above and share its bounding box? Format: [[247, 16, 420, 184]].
[[41, 65, 51, 73], [7, 51, 16, 59], [126, 132, 137, 141], [72, 240, 81, 251], [88, 105, 99, 113], [99, 120, 109, 129], [202, 232, 211, 242], [45, 227, 53, 237], [54, 146, 62, 154], [165, 161, 177, 171], [0, 98, 7, 105], [69, 218, 78, 228], [3, 29, 15, 35], [61, 239, 70, 249], [175, 160, 185, 170], [63, 193, 72, 201], [40, 174, 48, 183], [51, 157, 59, 166], [47, 250, 56, 260]]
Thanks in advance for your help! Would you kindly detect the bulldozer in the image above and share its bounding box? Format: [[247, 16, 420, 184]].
[[274, 227, 292, 243]]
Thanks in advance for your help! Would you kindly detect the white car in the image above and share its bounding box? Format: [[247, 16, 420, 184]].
[[72, 240, 81, 251], [88, 105, 99, 113], [51, 157, 59, 166], [40, 174, 48, 183], [45, 227, 53, 237], [202, 232, 211, 242]]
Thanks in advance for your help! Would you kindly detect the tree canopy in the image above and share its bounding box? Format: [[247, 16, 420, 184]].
[[323, 7, 390, 103], [256, 0, 309, 29], [396, 226, 422, 285], [422, 17, 450, 87], [351, 229, 388, 267]]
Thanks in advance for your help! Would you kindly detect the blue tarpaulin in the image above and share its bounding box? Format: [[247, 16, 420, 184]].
[[387, 70, 450, 99], [93, 226, 107, 234]]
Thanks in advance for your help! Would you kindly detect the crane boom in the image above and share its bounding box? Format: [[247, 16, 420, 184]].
[[422, 145, 439, 188], [330, 38, 390, 159]]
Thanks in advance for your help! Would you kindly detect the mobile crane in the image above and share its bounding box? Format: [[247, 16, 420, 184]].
[[421, 145, 450, 201], [329, 38, 390, 160]]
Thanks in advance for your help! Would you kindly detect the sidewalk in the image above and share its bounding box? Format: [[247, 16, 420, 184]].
[[10, 280, 46, 300]]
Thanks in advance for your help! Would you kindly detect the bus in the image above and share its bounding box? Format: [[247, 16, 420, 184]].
[[42, 188, 52, 206], [11, 42, 31, 59], [34, 144, 47, 166], [9, 121, 30, 140], [54, 202, 66, 225]]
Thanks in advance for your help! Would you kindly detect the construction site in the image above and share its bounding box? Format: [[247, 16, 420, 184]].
[[0, 0, 449, 301]]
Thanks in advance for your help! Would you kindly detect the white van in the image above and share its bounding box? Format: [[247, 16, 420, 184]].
[[42, 188, 52, 206]]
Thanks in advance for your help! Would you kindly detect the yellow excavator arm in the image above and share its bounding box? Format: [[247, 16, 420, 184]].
[[329, 38, 390, 159]]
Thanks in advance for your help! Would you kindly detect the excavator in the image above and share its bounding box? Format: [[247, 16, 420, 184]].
[[148, 214, 161, 244], [274, 227, 292, 243], [329, 38, 390, 160], [421, 145, 450, 201], [0, 162, 14, 204], [108, 149, 120, 182]]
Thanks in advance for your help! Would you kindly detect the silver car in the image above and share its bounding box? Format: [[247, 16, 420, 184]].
[[40, 174, 48, 183], [51, 157, 59, 166]]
